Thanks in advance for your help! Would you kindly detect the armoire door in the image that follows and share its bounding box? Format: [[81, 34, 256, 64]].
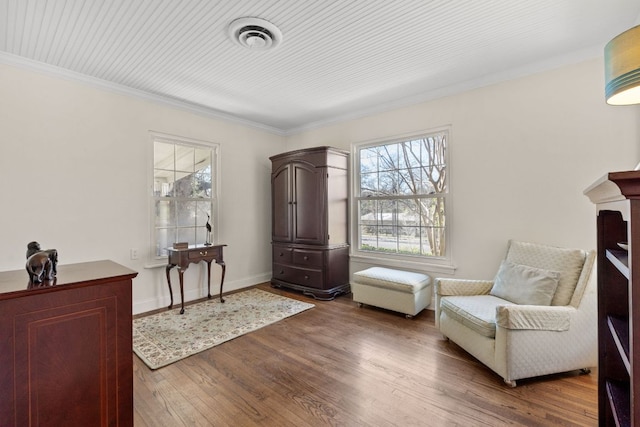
[[272, 164, 292, 242], [293, 162, 325, 244]]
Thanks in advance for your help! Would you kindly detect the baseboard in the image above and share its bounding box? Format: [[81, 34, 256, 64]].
[[133, 272, 272, 315]]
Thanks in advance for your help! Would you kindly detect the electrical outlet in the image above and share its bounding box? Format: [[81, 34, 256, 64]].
[[130, 248, 139, 260]]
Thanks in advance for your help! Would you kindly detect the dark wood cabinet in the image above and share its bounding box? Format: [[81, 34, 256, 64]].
[[585, 171, 640, 426], [0, 260, 137, 426], [270, 146, 350, 300], [272, 161, 325, 244]]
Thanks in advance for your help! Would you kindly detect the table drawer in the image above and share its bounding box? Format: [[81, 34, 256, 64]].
[[188, 246, 222, 261], [292, 249, 324, 268], [273, 263, 324, 289], [272, 245, 293, 264]]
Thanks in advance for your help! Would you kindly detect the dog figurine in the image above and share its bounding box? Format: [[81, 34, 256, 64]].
[[26, 241, 58, 285]]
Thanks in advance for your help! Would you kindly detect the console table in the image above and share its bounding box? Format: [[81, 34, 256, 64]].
[[0, 260, 137, 426], [165, 244, 227, 314]]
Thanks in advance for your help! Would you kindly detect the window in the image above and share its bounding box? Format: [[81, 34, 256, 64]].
[[151, 133, 218, 257], [354, 129, 448, 261]]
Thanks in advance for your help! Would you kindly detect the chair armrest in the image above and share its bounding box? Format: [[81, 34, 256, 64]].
[[496, 305, 574, 331], [434, 278, 493, 296]]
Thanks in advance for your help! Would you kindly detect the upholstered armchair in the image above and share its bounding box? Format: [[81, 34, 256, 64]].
[[434, 240, 596, 387]]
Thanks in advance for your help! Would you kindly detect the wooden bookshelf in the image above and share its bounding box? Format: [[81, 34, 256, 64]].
[[585, 170, 640, 426]]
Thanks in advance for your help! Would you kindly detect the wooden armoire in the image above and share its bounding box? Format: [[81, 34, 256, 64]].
[[270, 146, 350, 300]]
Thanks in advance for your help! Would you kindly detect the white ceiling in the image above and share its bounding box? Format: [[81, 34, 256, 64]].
[[1, 0, 639, 134]]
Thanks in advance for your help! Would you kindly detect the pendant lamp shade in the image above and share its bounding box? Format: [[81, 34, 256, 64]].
[[605, 24, 640, 105]]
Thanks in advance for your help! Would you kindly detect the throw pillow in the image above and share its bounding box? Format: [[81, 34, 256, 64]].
[[490, 260, 560, 305]]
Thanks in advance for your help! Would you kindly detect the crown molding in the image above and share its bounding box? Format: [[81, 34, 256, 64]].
[[283, 44, 603, 136], [0, 52, 285, 136], [1, 44, 602, 138]]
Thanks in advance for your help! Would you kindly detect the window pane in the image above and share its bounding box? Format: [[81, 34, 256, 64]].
[[398, 226, 420, 255], [175, 145, 195, 172], [378, 144, 398, 172], [378, 199, 397, 228], [421, 176, 436, 194], [422, 135, 447, 194], [154, 169, 174, 197], [193, 170, 211, 198], [176, 201, 196, 227], [194, 148, 212, 198], [177, 227, 197, 245], [420, 197, 446, 256], [196, 201, 211, 228], [360, 147, 379, 174], [378, 170, 397, 195], [359, 199, 377, 224], [421, 227, 446, 256], [398, 200, 419, 254], [360, 171, 378, 197], [398, 199, 419, 226], [195, 147, 211, 170], [155, 200, 174, 227], [156, 228, 172, 257], [398, 168, 421, 195], [154, 142, 175, 170], [359, 199, 379, 252], [173, 171, 193, 197], [377, 200, 397, 252], [421, 197, 446, 228], [398, 140, 422, 169], [360, 224, 376, 251], [196, 227, 208, 245]]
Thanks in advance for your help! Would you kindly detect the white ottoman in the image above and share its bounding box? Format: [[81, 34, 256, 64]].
[[352, 267, 432, 318]]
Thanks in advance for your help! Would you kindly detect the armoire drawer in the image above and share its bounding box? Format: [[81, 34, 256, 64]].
[[292, 249, 324, 268], [272, 245, 293, 264], [272, 263, 324, 289]]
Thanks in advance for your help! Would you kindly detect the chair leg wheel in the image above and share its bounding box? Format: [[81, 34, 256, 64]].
[[580, 368, 591, 375], [405, 314, 413, 319], [357, 302, 363, 308]]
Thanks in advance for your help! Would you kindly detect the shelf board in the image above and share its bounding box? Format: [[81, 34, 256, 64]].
[[608, 315, 631, 375], [607, 249, 630, 280], [606, 379, 631, 427]]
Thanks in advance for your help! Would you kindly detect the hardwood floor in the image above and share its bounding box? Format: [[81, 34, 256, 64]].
[[133, 283, 597, 426]]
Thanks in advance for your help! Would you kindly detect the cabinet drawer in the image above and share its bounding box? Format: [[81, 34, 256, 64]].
[[273, 263, 324, 289], [292, 249, 324, 268], [272, 245, 293, 264]]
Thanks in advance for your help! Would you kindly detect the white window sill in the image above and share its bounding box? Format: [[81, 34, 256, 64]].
[[144, 259, 167, 269], [350, 253, 456, 275]]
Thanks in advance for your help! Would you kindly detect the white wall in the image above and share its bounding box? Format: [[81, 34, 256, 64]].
[[286, 58, 640, 281], [2, 57, 639, 314], [0, 63, 285, 314]]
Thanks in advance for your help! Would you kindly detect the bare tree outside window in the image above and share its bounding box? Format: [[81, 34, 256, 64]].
[[357, 132, 447, 257]]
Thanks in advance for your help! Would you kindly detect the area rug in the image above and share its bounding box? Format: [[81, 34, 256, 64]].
[[133, 288, 314, 369]]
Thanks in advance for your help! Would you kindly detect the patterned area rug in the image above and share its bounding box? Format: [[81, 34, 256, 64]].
[[133, 288, 314, 369]]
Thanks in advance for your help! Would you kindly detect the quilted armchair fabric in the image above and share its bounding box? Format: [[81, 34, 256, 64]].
[[435, 240, 596, 386], [495, 304, 572, 331]]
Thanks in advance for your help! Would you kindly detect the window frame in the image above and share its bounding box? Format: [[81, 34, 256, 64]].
[[149, 131, 220, 261], [350, 127, 455, 274]]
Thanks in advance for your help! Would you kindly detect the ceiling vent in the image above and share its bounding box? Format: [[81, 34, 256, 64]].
[[228, 17, 283, 50]]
